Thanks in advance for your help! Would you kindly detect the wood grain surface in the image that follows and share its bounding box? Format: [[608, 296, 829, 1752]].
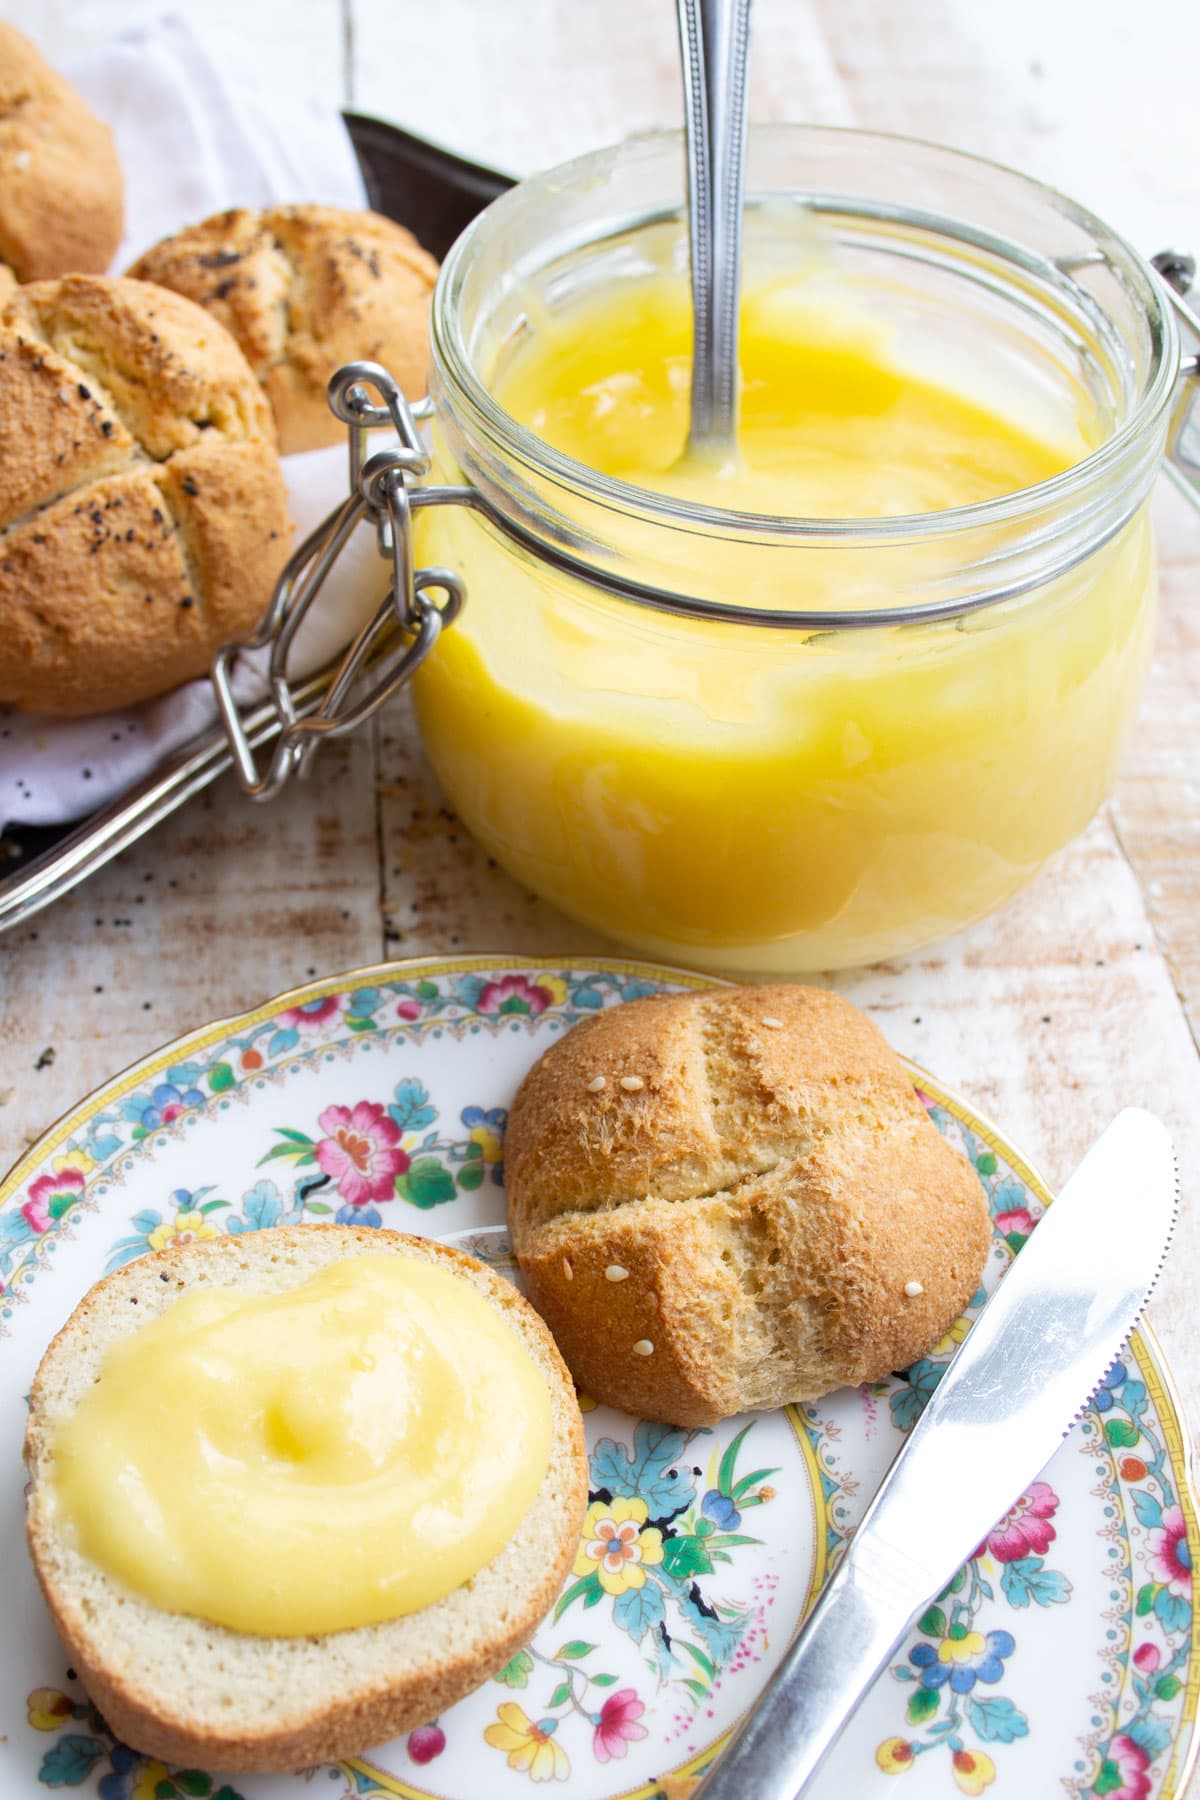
[[4, 0, 1199, 1545]]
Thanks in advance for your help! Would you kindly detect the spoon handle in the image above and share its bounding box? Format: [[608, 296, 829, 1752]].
[[676, 0, 753, 450]]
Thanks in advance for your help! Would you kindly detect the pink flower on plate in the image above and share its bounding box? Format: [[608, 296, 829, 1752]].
[[396, 999, 421, 1022], [977, 1480, 1059, 1562], [994, 1207, 1036, 1238], [1094, 1734, 1152, 1800], [21, 1190, 53, 1235], [1147, 1505, 1192, 1598], [1133, 1642, 1160, 1675], [476, 973, 561, 1017], [593, 1689, 648, 1763], [314, 1102, 410, 1205], [275, 994, 344, 1031], [22, 1165, 86, 1234]]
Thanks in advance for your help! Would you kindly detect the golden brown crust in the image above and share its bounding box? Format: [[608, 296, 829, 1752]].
[[0, 320, 135, 527], [47, 1567, 567, 1773], [6, 276, 278, 455], [0, 25, 124, 281], [25, 1225, 588, 1772], [130, 205, 438, 453], [0, 276, 290, 714], [507, 985, 991, 1426]]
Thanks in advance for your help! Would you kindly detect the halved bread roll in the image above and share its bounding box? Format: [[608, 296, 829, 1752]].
[[24, 1225, 588, 1772]]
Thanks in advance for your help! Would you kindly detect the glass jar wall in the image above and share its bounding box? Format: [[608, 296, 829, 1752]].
[[412, 127, 1176, 973]]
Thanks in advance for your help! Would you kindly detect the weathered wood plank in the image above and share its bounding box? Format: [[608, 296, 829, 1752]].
[[350, 0, 853, 175], [1112, 484, 1200, 1050], [350, 0, 1196, 254], [0, 734, 382, 1168]]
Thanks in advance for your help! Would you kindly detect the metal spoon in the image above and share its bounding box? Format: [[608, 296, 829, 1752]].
[[676, 0, 753, 463]]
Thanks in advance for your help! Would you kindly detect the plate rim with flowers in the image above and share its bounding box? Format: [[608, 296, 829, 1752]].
[[0, 952, 1197, 1800]]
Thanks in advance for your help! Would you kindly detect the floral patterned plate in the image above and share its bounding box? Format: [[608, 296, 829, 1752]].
[[1, 956, 1197, 1800]]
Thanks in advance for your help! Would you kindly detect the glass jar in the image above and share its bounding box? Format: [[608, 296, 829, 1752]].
[[408, 126, 1189, 975]]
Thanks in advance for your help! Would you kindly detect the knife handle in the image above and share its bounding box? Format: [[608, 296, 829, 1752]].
[[692, 1554, 905, 1799]]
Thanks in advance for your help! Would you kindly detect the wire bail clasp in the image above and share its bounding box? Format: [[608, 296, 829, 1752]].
[[1154, 251, 1200, 516], [211, 361, 472, 801]]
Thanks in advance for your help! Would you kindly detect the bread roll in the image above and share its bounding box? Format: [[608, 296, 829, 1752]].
[[24, 1225, 588, 1772], [129, 205, 438, 453], [0, 275, 291, 714], [0, 25, 124, 281], [507, 984, 991, 1426]]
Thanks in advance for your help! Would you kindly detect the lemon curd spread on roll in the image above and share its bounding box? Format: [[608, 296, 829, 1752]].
[[45, 1254, 554, 1636]]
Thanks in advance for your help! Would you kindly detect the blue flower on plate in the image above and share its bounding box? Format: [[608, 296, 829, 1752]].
[[1093, 1361, 1128, 1413], [911, 1627, 1014, 1693], [462, 1105, 507, 1185], [127, 1081, 205, 1136], [701, 1489, 742, 1531], [336, 1203, 382, 1228], [97, 1742, 149, 1800]]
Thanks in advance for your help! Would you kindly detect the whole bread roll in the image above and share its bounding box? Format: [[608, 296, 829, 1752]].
[[0, 25, 124, 281], [129, 205, 438, 454], [0, 275, 291, 715], [507, 984, 991, 1426], [25, 1226, 588, 1772]]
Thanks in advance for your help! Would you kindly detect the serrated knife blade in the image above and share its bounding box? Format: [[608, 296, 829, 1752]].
[[694, 1106, 1179, 1800]]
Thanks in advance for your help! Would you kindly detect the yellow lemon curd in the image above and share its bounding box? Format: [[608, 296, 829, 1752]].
[[414, 275, 1155, 971], [47, 1255, 552, 1635]]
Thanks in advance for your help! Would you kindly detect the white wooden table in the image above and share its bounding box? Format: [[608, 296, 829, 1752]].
[[4, 0, 1199, 1717]]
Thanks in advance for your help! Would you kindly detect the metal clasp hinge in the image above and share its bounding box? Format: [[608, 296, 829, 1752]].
[[1153, 250, 1200, 515], [211, 361, 477, 801]]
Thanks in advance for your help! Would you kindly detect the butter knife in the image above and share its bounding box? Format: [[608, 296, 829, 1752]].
[[693, 1106, 1178, 1799]]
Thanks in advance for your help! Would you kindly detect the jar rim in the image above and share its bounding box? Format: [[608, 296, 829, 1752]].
[[432, 122, 1179, 550]]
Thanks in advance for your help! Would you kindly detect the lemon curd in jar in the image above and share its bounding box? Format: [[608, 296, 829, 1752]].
[[412, 136, 1165, 973]]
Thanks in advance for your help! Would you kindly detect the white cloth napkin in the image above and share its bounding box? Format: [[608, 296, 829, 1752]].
[[0, 14, 386, 829]]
